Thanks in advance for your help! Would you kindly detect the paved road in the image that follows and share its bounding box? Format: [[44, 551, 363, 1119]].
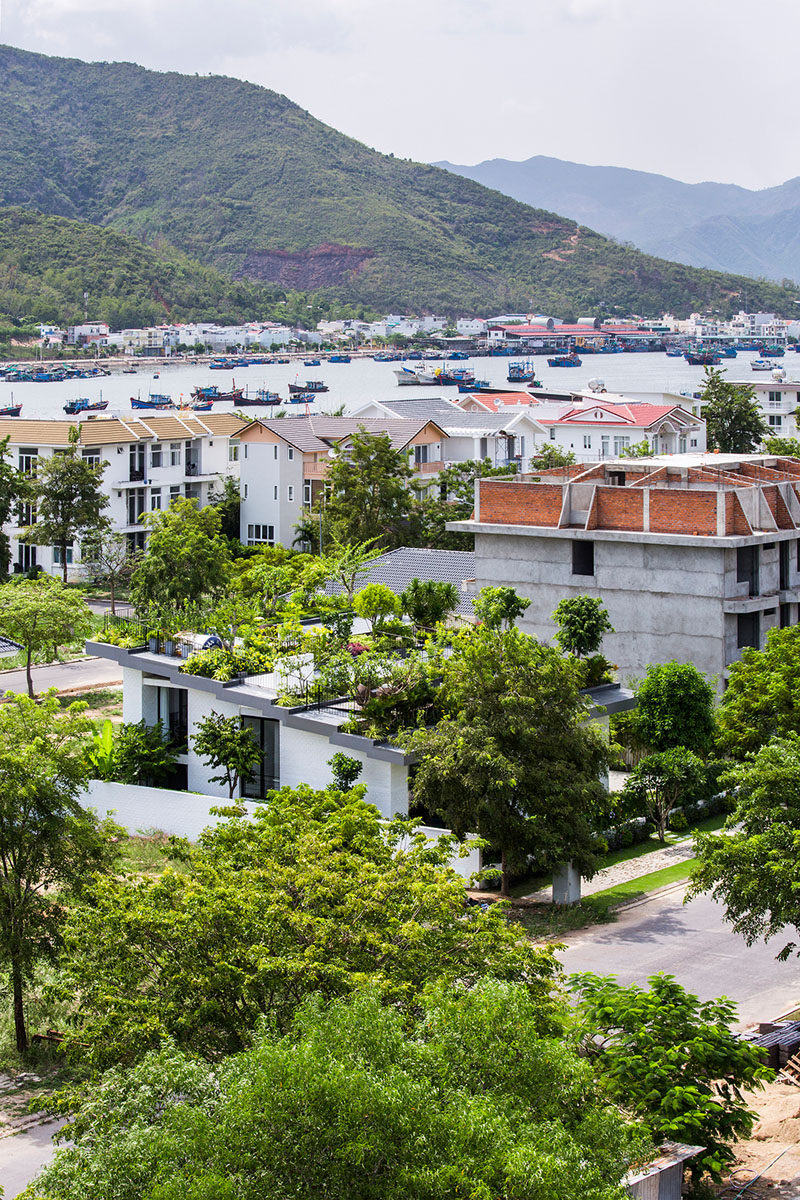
[[558, 885, 800, 1024], [2, 1120, 66, 1198], [0, 657, 122, 696]]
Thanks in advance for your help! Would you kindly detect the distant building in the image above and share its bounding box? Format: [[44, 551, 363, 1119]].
[[451, 453, 800, 685]]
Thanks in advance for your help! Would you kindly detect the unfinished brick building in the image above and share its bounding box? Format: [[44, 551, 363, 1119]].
[[452, 455, 800, 685]]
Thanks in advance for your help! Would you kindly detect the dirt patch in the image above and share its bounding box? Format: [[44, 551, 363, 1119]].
[[238, 243, 374, 288], [715, 1078, 800, 1197]]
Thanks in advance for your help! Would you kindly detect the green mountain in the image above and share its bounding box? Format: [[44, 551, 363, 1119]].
[[2, 43, 799, 318]]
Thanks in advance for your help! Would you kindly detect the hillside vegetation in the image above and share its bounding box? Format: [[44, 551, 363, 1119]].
[[2, 44, 799, 317]]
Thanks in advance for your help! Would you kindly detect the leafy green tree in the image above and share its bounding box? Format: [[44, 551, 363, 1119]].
[[192, 711, 262, 799], [0, 576, 94, 697], [322, 429, 417, 550], [472, 584, 530, 630], [327, 752, 362, 791], [31, 984, 645, 1200], [20, 437, 110, 583], [400, 578, 460, 630], [406, 623, 608, 894], [571, 972, 772, 1181], [531, 444, 576, 470], [0, 691, 119, 1050], [322, 538, 382, 604], [701, 367, 767, 452], [352, 582, 401, 633], [621, 747, 706, 842], [553, 596, 613, 658], [619, 438, 654, 458], [690, 735, 800, 959], [763, 435, 800, 456], [208, 474, 241, 541], [55, 786, 559, 1068], [131, 498, 231, 617], [0, 435, 26, 576], [81, 527, 134, 615], [715, 625, 800, 759], [417, 458, 518, 550], [111, 721, 180, 786], [635, 661, 716, 755]]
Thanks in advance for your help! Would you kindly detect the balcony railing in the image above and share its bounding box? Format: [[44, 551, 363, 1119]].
[[303, 460, 329, 479], [414, 460, 445, 474]]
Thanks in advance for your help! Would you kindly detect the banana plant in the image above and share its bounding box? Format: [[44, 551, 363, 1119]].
[[88, 719, 116, 781]]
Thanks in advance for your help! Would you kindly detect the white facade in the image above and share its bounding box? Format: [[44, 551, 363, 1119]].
[[4, 414, 246, 578]]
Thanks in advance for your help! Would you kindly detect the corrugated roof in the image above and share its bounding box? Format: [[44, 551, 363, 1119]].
[[324, 547, 477, 616]]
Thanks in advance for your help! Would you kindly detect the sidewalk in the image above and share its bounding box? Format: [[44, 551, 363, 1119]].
[[523, 835, 697, 903]]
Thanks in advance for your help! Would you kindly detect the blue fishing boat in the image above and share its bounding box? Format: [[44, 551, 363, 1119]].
[[236, 389, 281, 407], [684, 351, 721, 366], [547, 354, 582, 367], [287, 391, 317, 404], [191, 385, 244, 403], [328, 354, 351, 363], [303, 358, 321, 366], [288, 379, 328, 394], [130, 393, 174, 410], [63, 397, 109, 415], [507, 359, 538, 382], [761, 345, 785, 357]]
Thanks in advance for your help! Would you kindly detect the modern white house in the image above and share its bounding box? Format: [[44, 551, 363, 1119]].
[[451, 453, 800, 686], [1, 412, 247, 577], [237, 415, 449, 549], [683, 374, 800, 441]]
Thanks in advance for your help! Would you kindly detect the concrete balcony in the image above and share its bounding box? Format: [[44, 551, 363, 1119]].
[[414, 460, 445, 474], [303, 461, 330, 479]]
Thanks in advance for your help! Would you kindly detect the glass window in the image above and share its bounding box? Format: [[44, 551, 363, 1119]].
[[18, 448, 37, 475], [287, 447, 294, 461], [52, 543, 74, 565], [150, 488, 162, 511], [82, 447, 101, 467], [572, 541, 594, 576], [287, 485, 294, 501], [170, 442, 181, 466], [240, 717, 280, 797], [228, 442, 239, 462], [170, 484, 181, 503], [583, 435, 592, 449], [737, 612, 759, 650], [303, 481, 312, 505], [273, 485, 278, 500], [273, 445, 278, 460], [246, 524, 275, 546], [150, 443, 162, 468]]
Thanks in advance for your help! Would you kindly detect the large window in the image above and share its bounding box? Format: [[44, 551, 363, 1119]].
[[18, 448, 37, 475], [53, 543, 74, 566], [157, 688, 188, 751], [572, 540, 594, 576], [737, 546, 760, 597], [240, 717, 280, 798], [247, 523, 275, 546], [82, 447, 101, 467], [150, 443, 163, 469], [737, 612, 760, 650]]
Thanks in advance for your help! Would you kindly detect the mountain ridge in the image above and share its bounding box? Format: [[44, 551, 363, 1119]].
[[1, 44, 799, 316]]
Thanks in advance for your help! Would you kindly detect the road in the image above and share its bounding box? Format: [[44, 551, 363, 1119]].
[[558, 885, 800, 1024], [2, 1120, 66, 1198], [0, 656, 122, 696]]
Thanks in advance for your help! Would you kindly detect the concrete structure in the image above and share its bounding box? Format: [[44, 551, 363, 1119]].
[[237, 415, 447, 549], [451, 454, 800, 685], [2, 413, 246, 577], [624, 1144, 704, 1199]]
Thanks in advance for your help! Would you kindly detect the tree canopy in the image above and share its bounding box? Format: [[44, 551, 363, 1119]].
[[20, 437, 110, 582], [553, 595, 613, 659], [715, 625, 800, 759], [321, 429, 417, 550], [131, 498, 232, 617], [55, 785, 560, 1069], [700, 367, 767, 453], [0, 575, 94, 696], [635, 660, 716, 754]]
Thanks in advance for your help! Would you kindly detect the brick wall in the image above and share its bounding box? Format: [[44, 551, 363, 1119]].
[[479, 481, 564, 526], [762, 485, 795, 530], [649, 489, 717, 535], [594, 487, 644, 531], [725, 492, 752, 535]]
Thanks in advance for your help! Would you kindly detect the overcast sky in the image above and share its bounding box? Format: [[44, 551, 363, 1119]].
[[2, 0, 797, 190]]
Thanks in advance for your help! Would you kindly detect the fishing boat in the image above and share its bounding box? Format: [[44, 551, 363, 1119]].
[[761, 345, 785, 357], [130, 393, 175, 410], [457, 379, 493, 393], [547, 353, 583, 367], [271, 357, 290, 364], [191, 385, 244, 403], [0, 403, 22, 417], [394, 366, 439, 386], [439, 367, 475, 386], [288, 380, 328, 394], [751, 359, 777, 371], [684, 351, 721, 366], [715, 347, 737, 358], [507, 360, 538, 382], [122, 367, 137, 374], [237, 389, 281, 407], [328, 354, 351, 363], [303, 358, 321, 367], [183, 398, 213, 412], [665, 347, 685, 358], [63, 397, 109, 415], [447, 351, 469, 360], [287, 391, 318, 404]]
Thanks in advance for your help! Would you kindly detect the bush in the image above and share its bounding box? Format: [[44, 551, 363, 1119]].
[[182, 646, 272, 681]]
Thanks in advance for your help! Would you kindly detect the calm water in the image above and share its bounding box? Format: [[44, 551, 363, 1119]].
[[0, 349, 793, 420]]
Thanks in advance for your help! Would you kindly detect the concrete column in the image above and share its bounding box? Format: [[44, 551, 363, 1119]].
[[552, 862, 582, 905], [717, 490, 726, 536], [642, 488, 650, 532]]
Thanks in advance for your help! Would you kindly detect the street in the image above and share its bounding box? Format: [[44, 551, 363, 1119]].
[[2, 1120, 66, 1199], [0, 656, 122, 696], [559, 885, 800, 1024]]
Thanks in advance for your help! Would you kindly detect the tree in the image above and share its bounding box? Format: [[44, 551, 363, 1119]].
[[715, 625, 800, 759], [400, 578, 459, 630], [690, 735, 800, 960], [763, 435, 800, 456], [531, 444, 576, 470], [0, 691, 119, 1050], [192, 711, 262, 799], [553, 596, 613, 658], [81, 527, 134, 614], [327, 752, 362, 791], [701, 367, 767, 453], [416, 458, 518, 550], [0, 576, 94, 697], [208, 474, 241, 541], [31, 984, 645, 1200], [111, 720, 181, 786], [21, 436, 110, 582], [621, 747, 706, 842], [322, 539, 382, 605], [571, 972, 772, 1181], [131, 498, 231, 617], [322, 429, 417, 549], [55, 786, 560, 1069], [352, 582, 401, 633], [406, 623, 608, 894], [472, 584, 530, 630], [635, 660, 716, 754], [619, 439, 654, 458], [0, 435, 26, 576]]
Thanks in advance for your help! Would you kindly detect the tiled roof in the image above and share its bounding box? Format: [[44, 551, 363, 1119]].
[[0, 414, 248, 447], [0, 635, 21, 657], [324, 547, 477, 616], [240, 416, 446, 453]]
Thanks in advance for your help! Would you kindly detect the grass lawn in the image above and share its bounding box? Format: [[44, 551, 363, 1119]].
[[590, 858, 696, 904], [118, 829, 183, 875], [57, 686, 123, 724]]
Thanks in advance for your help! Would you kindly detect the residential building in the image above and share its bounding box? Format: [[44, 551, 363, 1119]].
[[66, 322, 110, 347], [450, 454, 800, 685], [3, 413, 247, 577], [238, 415, 447, 549], [687, 375, 800, 441]]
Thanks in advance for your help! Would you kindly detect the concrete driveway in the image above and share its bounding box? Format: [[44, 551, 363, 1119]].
[[1, 1119, 66, 1198], [558, 885, 800, 1024]]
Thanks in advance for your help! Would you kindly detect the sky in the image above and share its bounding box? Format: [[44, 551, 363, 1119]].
[[2, 0, 798, 191]]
